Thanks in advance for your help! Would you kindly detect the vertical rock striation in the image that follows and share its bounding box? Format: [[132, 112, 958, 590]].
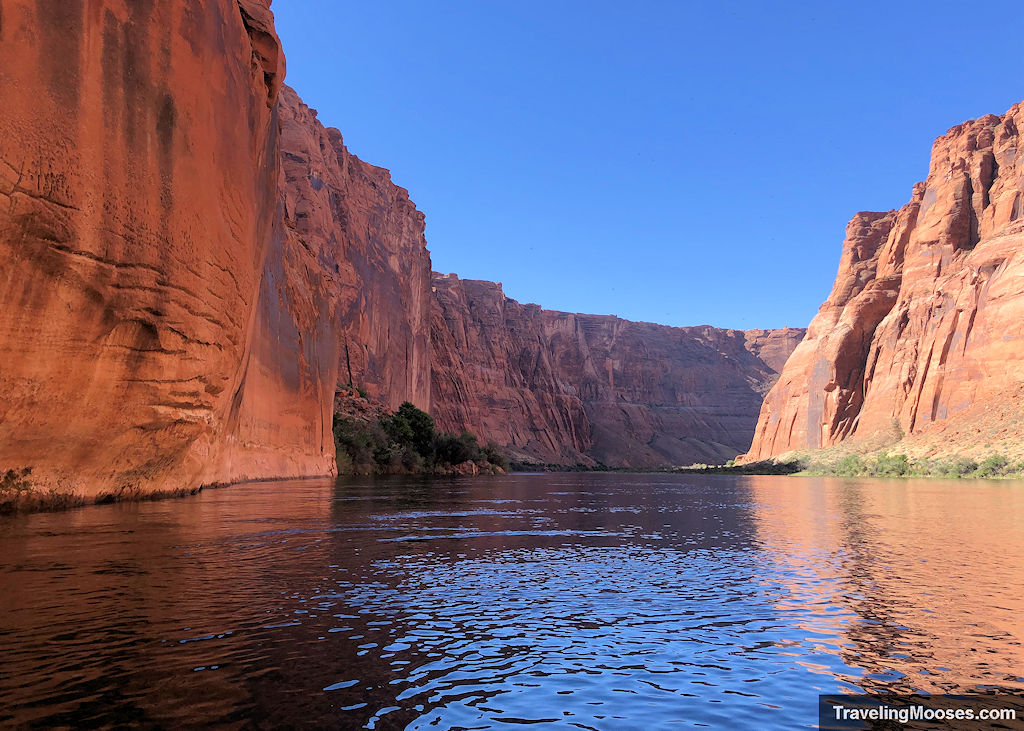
[[276, 88, 431, 413], [0, 0, 286, 497], [746, 102, 1024, 459], [0, 2, 432, 499], [431, 273, 804, 467]]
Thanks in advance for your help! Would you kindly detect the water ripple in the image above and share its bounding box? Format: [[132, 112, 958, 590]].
[[0, 473, 1022, 728]]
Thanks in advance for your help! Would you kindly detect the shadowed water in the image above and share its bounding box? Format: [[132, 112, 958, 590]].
[[1, 473, 1022, 728]]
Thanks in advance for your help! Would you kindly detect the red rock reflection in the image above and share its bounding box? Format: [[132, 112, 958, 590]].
[[746, 475, 1024, 693]]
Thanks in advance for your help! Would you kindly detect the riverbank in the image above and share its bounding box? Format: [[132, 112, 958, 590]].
[[0, 467, 212, 515], [0, 466, 512, 516], [716, 447, 1024, 480], [513, 450, 1024, 480]]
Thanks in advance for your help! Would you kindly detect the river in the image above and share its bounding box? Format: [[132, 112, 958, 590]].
[[1, 473, 1022, 728]]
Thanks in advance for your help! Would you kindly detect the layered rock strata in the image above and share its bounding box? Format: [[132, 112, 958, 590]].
[[0, 1, 431, 499], [746, 102, 1024, 459], [430, 273, 804, 467]]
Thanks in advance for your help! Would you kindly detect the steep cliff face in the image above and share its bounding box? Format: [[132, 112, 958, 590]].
[[741, 329, 809, 381], [247, 85, 431, 483], [225, 84, 340, 484], [746, 102, 1024, 459], [0, 2, 432, 500], [431, 273, 804, 467], [0, 0, 287, 498], [275, 89, 431, 413]]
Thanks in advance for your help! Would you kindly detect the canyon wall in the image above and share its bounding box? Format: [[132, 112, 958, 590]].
[[746, 102, 1024, 460], [274, 85, 431, 415], [0, 0, 286, 498], [0, 1, 432, 499], [431, 273, 804, 467], [0, 0, 817, 498]]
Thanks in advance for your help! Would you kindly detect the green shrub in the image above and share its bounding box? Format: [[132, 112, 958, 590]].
[[872, 452, 909, 477], [480, 442, 509, 470], [394, 402, 436, 458], [909, 458, 939, 476], [372, 442, 422, 474], [399, 446, 423, 472], [0, 468, 35, 514], [0, 467, 33, 493], [333, 402, 506, 474], [949, 457, 979, 477], [335, 447, 354, 475], [433, 431, 479, 466], [381, 413, 414, 446], [835, 454, 865, 476], [976, 454, 1009, 477], [332, 416, 388, 474]]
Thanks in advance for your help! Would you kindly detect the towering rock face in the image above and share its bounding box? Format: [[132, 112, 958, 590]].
[[274, 86, 431, 415], [232, 85, 432, 486], [742, 328, 810, 375], [431, 273, 804, 467], [0, 1, 432, 500], [746, 102, 1024, 459], [0, 0, 286, 497]]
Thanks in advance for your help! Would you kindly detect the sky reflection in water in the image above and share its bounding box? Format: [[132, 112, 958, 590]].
[[1, 473, 1022, 728]]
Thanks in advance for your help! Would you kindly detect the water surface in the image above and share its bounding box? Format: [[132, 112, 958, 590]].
[[1, 473, 1022, 728]]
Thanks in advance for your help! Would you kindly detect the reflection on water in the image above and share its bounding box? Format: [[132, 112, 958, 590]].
[[0, 474, 1021, 728], [747, 477, 1024, 696]]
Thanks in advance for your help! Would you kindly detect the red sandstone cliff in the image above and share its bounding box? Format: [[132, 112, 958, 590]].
[[275, 86, 431, 414], [746, 102, 1024, 460], [431, 273, 804, 467], [0, 0, 287, 498], [0, 0, 804, 500], [0, 1, 431, 500]]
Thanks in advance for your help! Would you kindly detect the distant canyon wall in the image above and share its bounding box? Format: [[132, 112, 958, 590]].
[[746, 102, 1024, 460], [430, 273, 804, 467]]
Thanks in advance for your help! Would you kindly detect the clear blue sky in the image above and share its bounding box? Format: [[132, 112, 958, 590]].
[[272, 1, 1021, 330]]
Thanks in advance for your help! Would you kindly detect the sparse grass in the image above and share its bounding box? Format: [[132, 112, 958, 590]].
[[507, 461, 608, 472], [799, 451, 1023, 480], [676, 459, 805, 475]]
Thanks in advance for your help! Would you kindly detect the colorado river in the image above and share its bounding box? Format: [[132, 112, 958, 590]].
[[1, 473, 1022, 728]]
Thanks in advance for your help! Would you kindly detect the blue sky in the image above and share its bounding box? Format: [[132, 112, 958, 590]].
[[272, 1, 1021, 330]]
